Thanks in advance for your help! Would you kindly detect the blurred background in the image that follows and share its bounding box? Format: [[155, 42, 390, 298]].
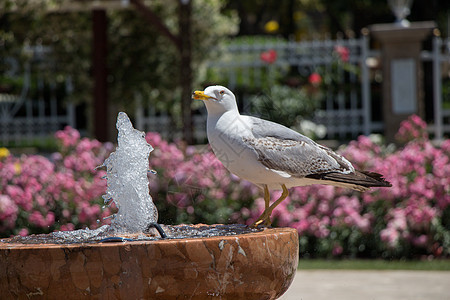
[[1, 0, 450, 264]]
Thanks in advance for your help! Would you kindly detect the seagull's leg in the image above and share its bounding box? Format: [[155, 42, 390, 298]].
[[263, 184, 270, 212], [251, 185, 271, 227], [262, 184, 289, 226], [251, 184, 289, 227]]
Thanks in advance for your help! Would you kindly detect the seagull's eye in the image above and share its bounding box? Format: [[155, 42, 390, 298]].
[[219, 90, 225, 95]]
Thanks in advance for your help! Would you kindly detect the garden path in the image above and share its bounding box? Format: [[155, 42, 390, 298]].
[[280, 270, 450, 300]]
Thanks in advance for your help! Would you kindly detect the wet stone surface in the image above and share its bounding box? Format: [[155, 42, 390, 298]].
[[1, 224, 262, 245]]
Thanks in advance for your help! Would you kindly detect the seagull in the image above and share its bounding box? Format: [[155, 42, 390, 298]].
[[193, 85, 391, 227]]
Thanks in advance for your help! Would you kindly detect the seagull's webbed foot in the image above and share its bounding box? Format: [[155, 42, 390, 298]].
[[251, 212, 272, 228], [250, 184, 289, 228]]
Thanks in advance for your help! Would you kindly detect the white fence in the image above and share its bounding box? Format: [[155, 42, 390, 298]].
[[134, 97, 207, 142], [136, 35, 450, 141], [219, 36, 375, 139], [0, 46, 75, 146], [421, 36, 450, 140], [138, 36, 378, 141], [2, 36, 449, 144]]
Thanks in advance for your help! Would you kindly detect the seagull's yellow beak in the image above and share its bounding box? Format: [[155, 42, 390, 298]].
[[192, 90, 215, 101]]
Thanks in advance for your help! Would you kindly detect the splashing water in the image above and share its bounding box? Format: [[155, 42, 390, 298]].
[[101, 112, 158, 233]]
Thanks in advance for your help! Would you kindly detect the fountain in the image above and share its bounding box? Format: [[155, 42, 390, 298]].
[[0, 113, 298, 299]]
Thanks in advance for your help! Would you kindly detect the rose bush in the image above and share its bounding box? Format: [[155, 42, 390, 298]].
[[0, 127, 112, 236], [1, 115, 449, 260]]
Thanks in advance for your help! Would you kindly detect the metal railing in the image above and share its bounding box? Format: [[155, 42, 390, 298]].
[[0, 46, 75, 146]]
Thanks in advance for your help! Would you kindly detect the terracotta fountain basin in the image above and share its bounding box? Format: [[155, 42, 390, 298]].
[[0, 225, 298, 299]]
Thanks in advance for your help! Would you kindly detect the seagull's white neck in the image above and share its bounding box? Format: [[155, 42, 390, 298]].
[[203, 99, 240, 118]]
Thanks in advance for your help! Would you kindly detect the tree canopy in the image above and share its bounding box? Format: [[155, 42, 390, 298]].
[[0, 0, 238, 137]]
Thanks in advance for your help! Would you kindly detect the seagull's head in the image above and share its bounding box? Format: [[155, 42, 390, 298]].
[[192, 85, 238, 115]]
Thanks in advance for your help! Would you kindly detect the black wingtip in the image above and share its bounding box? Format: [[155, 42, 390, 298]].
[[305, 170, 392, 188], [360, 171, 392, 187]]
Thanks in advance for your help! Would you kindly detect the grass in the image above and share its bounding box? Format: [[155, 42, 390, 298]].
[[298, 259, 450, 271]]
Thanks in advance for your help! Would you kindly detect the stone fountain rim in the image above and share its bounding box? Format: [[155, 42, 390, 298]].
[[0, 226, 299, 299], [0, 226, 297, 250]]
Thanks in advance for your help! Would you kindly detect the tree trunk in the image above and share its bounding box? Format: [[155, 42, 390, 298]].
[[179, 0, 193, 144], [92, 9, 109, 142]]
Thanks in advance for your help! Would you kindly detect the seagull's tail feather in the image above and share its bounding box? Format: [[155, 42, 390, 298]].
[[306, 171, 392, 191]]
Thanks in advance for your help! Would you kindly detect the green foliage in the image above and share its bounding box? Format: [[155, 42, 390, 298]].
[[1, 0, 238, 129], [1, 2, 92, 104], [200, 35, 289, 91], [298, 259, 450, 270], [249, 84, 321, 128]]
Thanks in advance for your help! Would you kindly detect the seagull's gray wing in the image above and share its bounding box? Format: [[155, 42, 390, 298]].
[[243, 116, 354, 177]]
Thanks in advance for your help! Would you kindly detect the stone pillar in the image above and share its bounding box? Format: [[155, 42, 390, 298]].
[[370, 21, 435, 142]]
